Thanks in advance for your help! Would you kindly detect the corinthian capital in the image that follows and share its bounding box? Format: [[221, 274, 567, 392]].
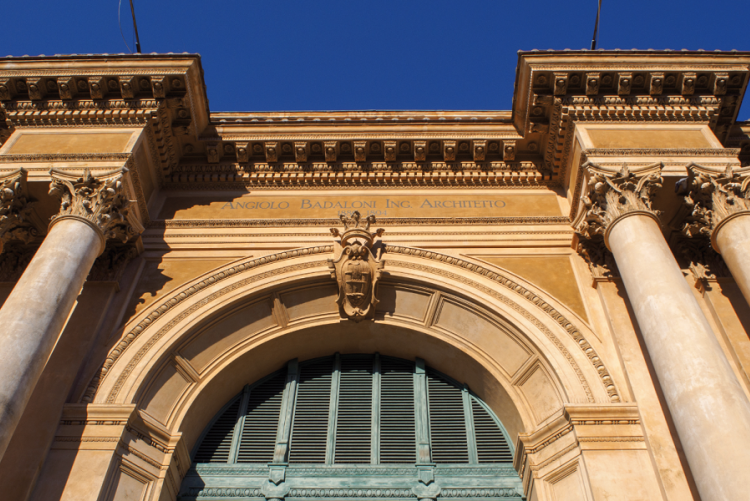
[[0, 168, 39, 253], [677, 163, 750, 238], [574, 162, 664, 242], [48, 168, 144, 244]]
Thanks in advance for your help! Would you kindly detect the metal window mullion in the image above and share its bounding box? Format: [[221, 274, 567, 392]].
[[414, 358, 431, 464], [462, 385, 478, 464], [325, 353, 341, 465], [273, 359, 299, 463], [228, 385, 251, 464], [371, 353, 381, 465]]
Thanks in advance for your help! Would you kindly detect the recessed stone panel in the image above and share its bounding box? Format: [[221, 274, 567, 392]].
[[434, 299, 531, 375], [376, 284, 432, 322], [281, 284, 339, 321], [141, 363, 190, 424], [180, 299, 276, 372]]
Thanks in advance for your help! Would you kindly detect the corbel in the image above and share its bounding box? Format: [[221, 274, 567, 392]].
[[150, 75, 167, 98], [88, 76, 106, 100], [118, 76, 137, 99], [681, 72, 696, 96], [503, 140, 516, 161], [324, 141, 338, 162], [442, 140, 457, 162], [618, 72, 632, 95], [265, 142, 279, 163], [472, 140, 487, 161], [294, 142, 308, 163], [25, 77, 46, 100], [354, 141, 368, 162], [206, 142, 221, 164], [0, 78, 15, 101], [413, 141, 427, 162], [553, 72, 569, 96], [649, 72, 664, 95], [384, 141, 398, 162], [585, 72, 600, 96], [235, 142, 250, 163], [55, 77, 76, 100], [713, 73, 729, 96]]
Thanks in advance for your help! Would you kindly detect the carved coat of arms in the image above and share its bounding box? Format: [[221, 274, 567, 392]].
[[329, 211, 384, 322]]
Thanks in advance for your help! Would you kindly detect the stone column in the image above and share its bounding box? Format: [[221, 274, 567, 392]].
[[679, 163, 750, 305], [576, 162, 750, 501], [0, 167, 142, 461]]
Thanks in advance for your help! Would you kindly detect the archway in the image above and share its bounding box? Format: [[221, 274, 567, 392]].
[[51, 246, 627, 501]]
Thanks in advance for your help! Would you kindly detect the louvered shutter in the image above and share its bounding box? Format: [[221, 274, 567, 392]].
[[334, 355, 373, 463], [236, 373, 286, 463], [289, 358, 333, 463], [194, 397, 241, 463], [427, 370, 469, 463], [380, 357, 416, 463], [472, 399, 513, 463]]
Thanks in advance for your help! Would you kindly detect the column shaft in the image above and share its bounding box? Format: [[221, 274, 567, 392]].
[[714, 214, 750, 305], [608, 213, 750, 501], [0, 218, 101, 459]]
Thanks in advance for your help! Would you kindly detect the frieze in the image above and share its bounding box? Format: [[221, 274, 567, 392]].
[[154, 216, 571, 229], [583, 148, 741, 157]]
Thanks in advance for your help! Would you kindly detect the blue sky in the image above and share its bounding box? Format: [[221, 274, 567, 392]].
[[2, 1, 749, 118]]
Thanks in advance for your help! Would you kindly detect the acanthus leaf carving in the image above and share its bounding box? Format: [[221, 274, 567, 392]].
[[328, 211, 384, 322], [0, 168, 40, 253], [574, 161, 663, 242], [48, 167, 144, 244], [676, 163, 750, 239]]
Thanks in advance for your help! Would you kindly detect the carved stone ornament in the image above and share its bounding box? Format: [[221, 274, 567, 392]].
[[328, 211, 384, 322], [48, 167, 144, 244], [674, 236, 730, 284], [676, 163, 750, 241], [574, 162, 663, 247], [87, 243, 140, 282], [0, 168, 40, 253]]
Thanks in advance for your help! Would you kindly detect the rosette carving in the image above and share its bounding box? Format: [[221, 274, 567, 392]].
[[575, 162, 663, 242], [48, 168, 144, 243], [676, 163, 750, 238], [0, 168, 40, 253]]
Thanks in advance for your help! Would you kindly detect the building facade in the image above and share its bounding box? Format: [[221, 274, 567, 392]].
[[0, 51, 749, 501]]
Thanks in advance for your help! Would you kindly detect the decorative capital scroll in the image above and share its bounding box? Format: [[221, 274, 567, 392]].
[[676, 163, 750, 240], [0, 168, 40, 253], [329, 211, 384, 322], [574, 162, 663, 247], [48, 168, 144, 248]]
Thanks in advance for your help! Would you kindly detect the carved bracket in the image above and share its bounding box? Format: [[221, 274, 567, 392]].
[[328, 211, 384, 322], [48, 167, 144, 246]]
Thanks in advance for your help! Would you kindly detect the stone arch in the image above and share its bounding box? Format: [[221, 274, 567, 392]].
[[83, 245, 619, 447], [62, 245, 631, 501]]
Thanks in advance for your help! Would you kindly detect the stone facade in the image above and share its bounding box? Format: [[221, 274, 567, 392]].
[[0, 51, 749, 501]]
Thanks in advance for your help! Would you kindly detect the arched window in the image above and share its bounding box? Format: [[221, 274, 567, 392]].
[[180, 355, 523, 500]]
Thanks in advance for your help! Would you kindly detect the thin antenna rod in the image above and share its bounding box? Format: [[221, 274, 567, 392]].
[[129, 0, 142, 53], [590, 0, 602, 50]]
